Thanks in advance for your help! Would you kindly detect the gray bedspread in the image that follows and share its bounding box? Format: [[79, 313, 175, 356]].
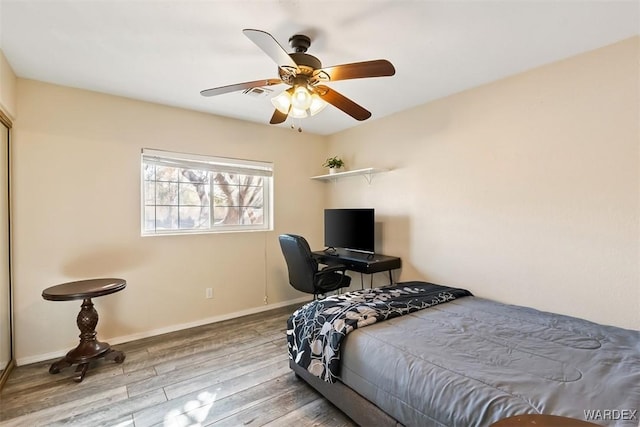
[[339, 296, 640, 426]]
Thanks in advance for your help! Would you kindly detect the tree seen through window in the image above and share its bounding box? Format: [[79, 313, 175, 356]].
[[142, 152, 271, 234]]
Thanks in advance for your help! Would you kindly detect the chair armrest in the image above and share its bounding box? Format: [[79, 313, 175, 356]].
[[314, 264, 351, 292], [317, 264, 348, 275]]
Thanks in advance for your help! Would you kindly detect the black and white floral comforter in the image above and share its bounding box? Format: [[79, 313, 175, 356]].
[[286, 281, 472, 382]]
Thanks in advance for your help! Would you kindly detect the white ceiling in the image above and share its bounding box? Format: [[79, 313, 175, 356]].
[[1, 1, 638, 135]]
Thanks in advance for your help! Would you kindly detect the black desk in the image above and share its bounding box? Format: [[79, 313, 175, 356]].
[[312, 249, 402, 286]]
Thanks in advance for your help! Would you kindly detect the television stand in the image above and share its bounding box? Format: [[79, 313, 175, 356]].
[[312, 249, 401, 285]]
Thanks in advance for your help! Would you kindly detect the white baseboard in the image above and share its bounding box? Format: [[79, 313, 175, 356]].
[[16, 296, 311, 366]]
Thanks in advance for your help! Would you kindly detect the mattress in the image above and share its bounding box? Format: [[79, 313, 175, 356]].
[[339, 296, 640, 426]]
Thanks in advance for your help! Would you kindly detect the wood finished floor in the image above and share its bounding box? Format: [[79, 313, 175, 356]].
[[0, 305, 356, 427]]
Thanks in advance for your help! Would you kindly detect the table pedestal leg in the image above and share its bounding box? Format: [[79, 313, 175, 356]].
[[48, 298, 125, 382]]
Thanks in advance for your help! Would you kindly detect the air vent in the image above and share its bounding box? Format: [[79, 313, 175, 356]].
[[243, 87, 274, 98]]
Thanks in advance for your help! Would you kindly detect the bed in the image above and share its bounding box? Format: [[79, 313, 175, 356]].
[[287, 282, 640, 426]]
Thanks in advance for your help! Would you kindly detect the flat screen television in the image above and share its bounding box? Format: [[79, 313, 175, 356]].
[[324, 208, 375, 253]]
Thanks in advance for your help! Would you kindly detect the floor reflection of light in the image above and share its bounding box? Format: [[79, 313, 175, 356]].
[[112, 420, 134, 427], [164, 390, 218, 427]]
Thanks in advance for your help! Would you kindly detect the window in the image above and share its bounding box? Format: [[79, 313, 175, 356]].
[[141, 149, 273, 235]]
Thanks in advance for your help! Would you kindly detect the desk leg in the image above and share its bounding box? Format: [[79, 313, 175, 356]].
[[388, 270, 393, 285]]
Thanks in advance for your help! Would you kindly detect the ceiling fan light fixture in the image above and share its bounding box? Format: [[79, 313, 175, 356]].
[[309, 93, 328, 116], [271, 87, 328, 119], [291, 85, 313, 110], [289, 107, 309, 119], [271, 91, 291, 114]]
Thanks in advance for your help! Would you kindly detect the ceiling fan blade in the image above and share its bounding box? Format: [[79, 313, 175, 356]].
[[319, 59, 395, 82], [270, 108, 289, 124], [315, 85, 372, 121], [200, 79, 282, 97], [243, 29, 299, 72]]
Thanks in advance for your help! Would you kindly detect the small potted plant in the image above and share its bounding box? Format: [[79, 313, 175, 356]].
[[323, 156, 345, 174]]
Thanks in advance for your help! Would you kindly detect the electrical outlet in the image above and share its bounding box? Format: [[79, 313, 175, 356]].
[[205, 288, 213, 299]]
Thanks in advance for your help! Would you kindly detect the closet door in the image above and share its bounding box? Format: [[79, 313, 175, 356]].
[[0, 115, 11, 388]]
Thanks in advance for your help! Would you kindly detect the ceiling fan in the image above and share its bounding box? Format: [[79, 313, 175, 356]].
[[200, 29, 396, 125]]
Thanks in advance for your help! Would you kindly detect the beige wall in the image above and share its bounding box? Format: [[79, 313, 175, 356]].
[[12, 80, 326, 363], [328, 37, 639, 330], [0, 50, 16, 118]]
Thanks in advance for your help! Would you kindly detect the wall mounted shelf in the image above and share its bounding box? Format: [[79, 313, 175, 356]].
[[311, 167, 388, 184]]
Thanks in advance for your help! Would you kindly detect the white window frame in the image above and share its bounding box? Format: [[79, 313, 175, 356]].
[[141, 148, 273, 235]]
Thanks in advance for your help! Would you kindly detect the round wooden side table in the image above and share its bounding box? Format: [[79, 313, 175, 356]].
[[491, 414, 602, 427], [42, 278, 127, 382]]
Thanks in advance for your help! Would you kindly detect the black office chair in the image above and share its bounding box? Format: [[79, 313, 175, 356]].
[[278, 234, 351, 299]]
